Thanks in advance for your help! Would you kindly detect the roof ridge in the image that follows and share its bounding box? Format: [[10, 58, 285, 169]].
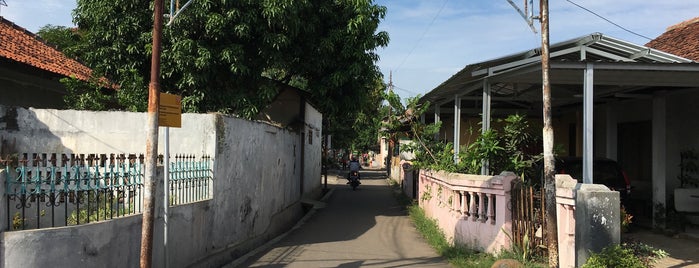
[[1, 16, 62, 50], [0, 16, 94, 81], [667, 17, 699, 32], [0, 16, 41, 39]]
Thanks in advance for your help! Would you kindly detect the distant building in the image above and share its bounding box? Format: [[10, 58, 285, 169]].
[[646, 17, 699, 62], [0, 16, 93, 108]]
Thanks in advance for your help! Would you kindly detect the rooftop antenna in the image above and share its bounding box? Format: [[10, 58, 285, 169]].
[[506, 0, 538, 33]]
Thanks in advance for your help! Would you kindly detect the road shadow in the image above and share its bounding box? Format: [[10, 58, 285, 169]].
[[277, 182, 407, 245], [237, 169, 447, 267], [624, 228, 699, 267]]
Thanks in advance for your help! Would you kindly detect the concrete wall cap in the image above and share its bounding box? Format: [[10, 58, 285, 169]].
[[555, 174, 579, 189], [577, 183, 611, 192]]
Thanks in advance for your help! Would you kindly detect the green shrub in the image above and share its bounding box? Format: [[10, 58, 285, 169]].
[[582, 244, 645, 268], [624, 242, 668, 267]]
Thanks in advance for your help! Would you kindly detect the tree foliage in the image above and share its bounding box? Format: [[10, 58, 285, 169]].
[[380, 91, 449, 169], [334, 77, 385, 151], [66, 0, 389, 143], [382, 92, 541, 176], [36, 24, 85, 59]]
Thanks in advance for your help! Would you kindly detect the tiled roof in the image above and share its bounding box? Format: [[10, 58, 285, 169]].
[[645, 17, 699, 62], [0, 16, 92, 81]]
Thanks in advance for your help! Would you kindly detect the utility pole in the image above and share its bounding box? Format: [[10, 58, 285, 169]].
[[386, 71, 394, 178], [507, 0, 557, 265], [0, 0, 7, 16], [141, 0, 164, 267], [540, 0, 559, 266]]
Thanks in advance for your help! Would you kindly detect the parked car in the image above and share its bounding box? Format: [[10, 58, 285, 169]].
[[533, 157, 632, 204]]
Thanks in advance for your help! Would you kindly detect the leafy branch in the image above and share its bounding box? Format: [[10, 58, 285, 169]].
[[381, 91, 541, 176]]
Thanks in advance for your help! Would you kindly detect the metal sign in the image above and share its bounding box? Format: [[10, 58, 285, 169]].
[[159, 93, 182, 128]]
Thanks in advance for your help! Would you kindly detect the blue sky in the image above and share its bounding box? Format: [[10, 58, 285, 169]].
[[3, 0, 699, 100]]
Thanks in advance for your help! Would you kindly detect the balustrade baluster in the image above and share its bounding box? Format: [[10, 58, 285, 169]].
[[478, 192, 486, 222], [460, 191, 467, 218], [487, 193, 495, 224], [469, 191, 477, 221]]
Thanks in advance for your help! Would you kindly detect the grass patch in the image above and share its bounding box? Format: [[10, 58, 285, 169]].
[[408, 205, 499, 267]]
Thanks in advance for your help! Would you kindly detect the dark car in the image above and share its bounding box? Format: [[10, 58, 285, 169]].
[[534, 157, 631, 204]]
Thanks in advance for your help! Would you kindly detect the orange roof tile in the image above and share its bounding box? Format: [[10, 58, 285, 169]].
[[0, 16, 93, 81], [646, 17, 699, 62]]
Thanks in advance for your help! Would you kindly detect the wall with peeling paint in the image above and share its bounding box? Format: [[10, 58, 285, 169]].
[[0, 106, 217, 156], [0, 105, 323, 268]]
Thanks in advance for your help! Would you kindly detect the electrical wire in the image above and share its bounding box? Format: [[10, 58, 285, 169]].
[[393, 85, 421, 96], [565, 0, 655, 41], [394, 0, 449, 73]]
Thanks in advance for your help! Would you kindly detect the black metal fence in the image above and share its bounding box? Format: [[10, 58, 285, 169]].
[[1, 153, 213, 231]]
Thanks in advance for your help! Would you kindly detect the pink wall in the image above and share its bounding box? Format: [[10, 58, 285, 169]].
[[418, 170, 581, 267], [418, 169, 516, 253], [556, 175, 579, 268]]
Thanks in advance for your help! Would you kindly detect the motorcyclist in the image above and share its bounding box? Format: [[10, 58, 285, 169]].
[[347, 156, 361, 184]]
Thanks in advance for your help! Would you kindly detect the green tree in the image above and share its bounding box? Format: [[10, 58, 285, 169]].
[[344, 78, 385, 151], [36, 24, 84, 59], [67, 0, 389, 145], [381, 92, 541, 176], [380, 91, 452, 170]]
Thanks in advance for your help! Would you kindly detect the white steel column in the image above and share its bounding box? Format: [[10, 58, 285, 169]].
[[482, 79, 492, 175], [583, 63, 594, 184], [453, 95, 462, 163], [652, 95, 666, 228], [482, 79, 492, 131], [434, 105, 441, 140]]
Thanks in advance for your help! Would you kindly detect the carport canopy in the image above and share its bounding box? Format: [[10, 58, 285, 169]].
[[420, 33, 699, 181]]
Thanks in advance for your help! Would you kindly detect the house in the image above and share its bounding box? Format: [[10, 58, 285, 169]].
[[646, 17, 699, 61], [419, 31, 699, 227], [0, 16, 92, 109]]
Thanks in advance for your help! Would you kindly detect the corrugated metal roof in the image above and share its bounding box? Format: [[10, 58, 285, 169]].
[[422, 33, 698, 108]]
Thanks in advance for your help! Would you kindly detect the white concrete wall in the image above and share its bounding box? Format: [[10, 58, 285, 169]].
[[0, 107, 216, 156], [378, 136, 387, 168], [0, 106, 322, 268], [303, 103, 323, 197], [596, 91, 699, 199], [3, 214, 144, 267], [666, 90, 699, 192], [203, 115, 307, 267]]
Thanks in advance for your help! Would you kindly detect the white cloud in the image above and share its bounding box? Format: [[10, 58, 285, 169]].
[[376, 0, 699, 99]]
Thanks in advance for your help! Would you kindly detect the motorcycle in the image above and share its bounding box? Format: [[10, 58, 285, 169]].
[[348, 170, 360, 190]]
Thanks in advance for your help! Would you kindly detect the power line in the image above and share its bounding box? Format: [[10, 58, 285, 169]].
[[565, 0, 654, 41], [394, 0, 449, 73], [393, 85, 420, 95]]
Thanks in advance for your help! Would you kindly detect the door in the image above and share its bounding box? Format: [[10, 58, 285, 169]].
[[617, 121, 652, 225]]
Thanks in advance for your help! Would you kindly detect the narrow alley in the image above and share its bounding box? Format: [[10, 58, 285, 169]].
[[226, 169, 450, 268]]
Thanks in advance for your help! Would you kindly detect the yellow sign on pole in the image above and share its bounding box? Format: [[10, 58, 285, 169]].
[[159, 93, 182, 128]]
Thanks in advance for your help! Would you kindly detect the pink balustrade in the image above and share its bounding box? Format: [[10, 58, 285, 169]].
[[418, 169, 517, 254]]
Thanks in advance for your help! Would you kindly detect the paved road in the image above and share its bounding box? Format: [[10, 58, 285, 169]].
[[228, 169, 450, 268], [626, 229, 699, 267]]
